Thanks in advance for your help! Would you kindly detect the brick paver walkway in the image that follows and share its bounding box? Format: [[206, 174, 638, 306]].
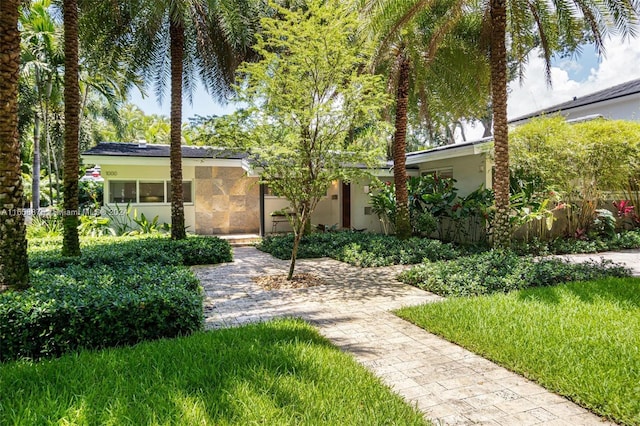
[[194, 247, 616, 425]]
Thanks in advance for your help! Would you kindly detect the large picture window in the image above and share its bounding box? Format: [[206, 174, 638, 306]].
[[109, 181, 137, 203], [107, 180, 192, 204], [139, 182, 165, 203], [167, 181, 193, 203]]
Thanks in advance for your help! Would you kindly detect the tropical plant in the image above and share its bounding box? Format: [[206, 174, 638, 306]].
[[77, 215, 114, 237], [363, 0, 491, 239], [236, 0, 390, 279], [19, 0, 63, 213], [0, 0, 30, 290], [510, 117, 640, 236]]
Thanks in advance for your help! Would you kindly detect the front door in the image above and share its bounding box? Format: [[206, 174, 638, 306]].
[[341, 182, 351, 229]]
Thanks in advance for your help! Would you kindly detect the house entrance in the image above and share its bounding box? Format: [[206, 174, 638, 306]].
[[341, 182, 351, 229]]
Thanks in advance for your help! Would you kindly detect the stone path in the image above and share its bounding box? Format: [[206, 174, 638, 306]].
[[194, 247, 623, 425]]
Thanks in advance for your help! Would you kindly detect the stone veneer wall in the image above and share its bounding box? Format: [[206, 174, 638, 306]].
[[194, 166, 260, 234]]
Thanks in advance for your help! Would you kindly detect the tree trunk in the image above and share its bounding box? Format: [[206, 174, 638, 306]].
[[393, 53, 411, 240], [0, 0, 30, 290], [32, 112, 41, 213], [287, 213, 307, 280], [489, 0, 510, 248], [169, 19, 186, 240], [62, 0, 81, 256]]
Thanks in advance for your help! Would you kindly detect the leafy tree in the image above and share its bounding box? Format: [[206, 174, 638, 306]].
[[510, 116, 640, 234], [236, 0, 390, 279], [364, 0, 490, 239], [81, 0, 262, 240], [1, 0, 30, 290]]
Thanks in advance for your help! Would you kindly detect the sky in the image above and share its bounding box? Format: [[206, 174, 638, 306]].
[[129, 29, 640, 139]]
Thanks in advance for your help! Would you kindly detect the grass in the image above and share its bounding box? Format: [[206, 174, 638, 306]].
[[395, 277, 640, 425], [0, 318, 428, 425]]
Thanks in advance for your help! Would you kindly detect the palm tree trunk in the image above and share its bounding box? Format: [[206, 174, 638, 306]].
[[32, 112, 41, 213], [393, 53, 411, 240], [170, 18, 186, 240], [0, 0, 30, 291], [62, 0, 81, 256], [489, 0, 510, 248]]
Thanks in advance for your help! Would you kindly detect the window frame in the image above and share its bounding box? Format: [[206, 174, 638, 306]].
[[106, 179, 194, 205]]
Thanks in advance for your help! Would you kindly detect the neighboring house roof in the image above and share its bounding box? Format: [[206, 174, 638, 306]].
[[405, 138, 492, 165], [509, 78, 640, 124], [82, 142, 247, 160]]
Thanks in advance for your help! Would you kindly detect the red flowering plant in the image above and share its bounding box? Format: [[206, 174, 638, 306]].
[[612, 200, 639, 228]]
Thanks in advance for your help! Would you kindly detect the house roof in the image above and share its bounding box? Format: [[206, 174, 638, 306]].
[[405, 138, 492, 165], [82, 142, 247, 159], [509, 78, 640, 124]]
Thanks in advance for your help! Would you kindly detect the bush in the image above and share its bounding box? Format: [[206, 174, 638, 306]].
[[0, 235, 231, 362], [29, 235, 232, 269], [399, 250, 631, 297], [0, 265, 203, 362], [257, 232, 459, 266], [511, 229, 640, 256]]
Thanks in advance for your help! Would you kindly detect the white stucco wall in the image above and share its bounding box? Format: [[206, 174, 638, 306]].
[[99, 164, 196, 232], [417, 153, 491, 196]]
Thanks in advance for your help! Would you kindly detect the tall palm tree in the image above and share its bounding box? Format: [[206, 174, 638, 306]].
[[81, 0, 261, 239], [61, 0, 81, 256], [364, 0, 490, 239], [485, 0, 639, 247], [1, 0, 30, 290], [20, 0, 63, 214]]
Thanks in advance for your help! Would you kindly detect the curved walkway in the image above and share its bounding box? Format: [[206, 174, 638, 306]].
[[194, 248, 622, 426]]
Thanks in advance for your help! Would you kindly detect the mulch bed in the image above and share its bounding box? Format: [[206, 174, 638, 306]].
[[253, 273, 325, 290]]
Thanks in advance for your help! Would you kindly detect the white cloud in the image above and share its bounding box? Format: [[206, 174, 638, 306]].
[[507, 31, 640, 119]]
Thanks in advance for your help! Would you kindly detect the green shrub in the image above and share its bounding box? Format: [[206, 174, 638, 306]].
[[258, 232, 459, 266], [399, 250, 631, 297], [29, 235, 232, 269], [511, 229, 640, 256], [0, 265, 203, 362]]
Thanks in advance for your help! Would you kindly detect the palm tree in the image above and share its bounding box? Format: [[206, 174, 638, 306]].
[[81, 0, 261, 239], [20, 0, 63, 214], [485, 0, 639, 247], [1, 0, 30, 290], [60, 0, 81, 256], [364, 0, 490, 239]]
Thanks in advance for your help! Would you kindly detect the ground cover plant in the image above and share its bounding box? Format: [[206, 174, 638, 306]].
[[0, 235, 232, 362], [398, 250, 631, 297], [0, 319, 428, 425], [257, 232, 459, 267], [395, 277, 640, 425]]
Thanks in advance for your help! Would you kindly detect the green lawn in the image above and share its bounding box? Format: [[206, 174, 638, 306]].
[[396, 277, 640, 426], [0, 319, 427, 425]]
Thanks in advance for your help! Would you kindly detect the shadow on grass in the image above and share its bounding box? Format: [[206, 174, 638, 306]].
[[0, 319, 425, 425], [517, 277, 640, 309]]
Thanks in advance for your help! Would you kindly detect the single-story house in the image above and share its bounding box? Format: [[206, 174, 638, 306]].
[[81, 138, 494, 236]]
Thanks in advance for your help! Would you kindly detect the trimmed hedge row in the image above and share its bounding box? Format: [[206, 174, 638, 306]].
[[399, 250, 632, 297], [29, 235, 233, 269], [257, 232, 459, 266], [1, 236, 231, 362]]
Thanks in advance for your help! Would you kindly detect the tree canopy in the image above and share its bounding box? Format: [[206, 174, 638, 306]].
[[236, 0, 391, 279]]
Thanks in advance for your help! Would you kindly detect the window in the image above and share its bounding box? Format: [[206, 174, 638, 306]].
[[107, 180, 192, 204], [422, 168, 453, 179], [139, 182, 165, 203], [109, 181, 136, 203], [167, 181, 193, 203]]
